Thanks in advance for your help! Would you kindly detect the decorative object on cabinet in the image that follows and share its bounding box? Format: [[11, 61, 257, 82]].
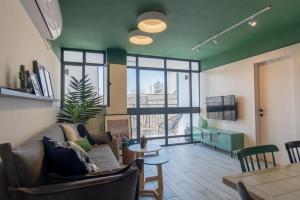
[[199, 115, 208, 129], [140, 135, 147, 149]]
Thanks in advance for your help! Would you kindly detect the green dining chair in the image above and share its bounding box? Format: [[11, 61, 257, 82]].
[[285, 140, 300, 163], [237, 144, 279, 172]]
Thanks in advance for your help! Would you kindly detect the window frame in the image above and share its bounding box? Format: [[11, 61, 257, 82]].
[[126, 54, 201, 145], [61, 48, 109, 107]]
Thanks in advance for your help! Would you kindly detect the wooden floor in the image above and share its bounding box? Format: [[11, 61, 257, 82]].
[[139, 143, 241, 200]]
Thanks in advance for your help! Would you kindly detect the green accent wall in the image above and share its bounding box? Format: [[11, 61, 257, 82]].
[[53, 0, 300, 69]]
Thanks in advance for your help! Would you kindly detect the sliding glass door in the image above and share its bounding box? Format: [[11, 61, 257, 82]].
[[127, 55, 200, 145]]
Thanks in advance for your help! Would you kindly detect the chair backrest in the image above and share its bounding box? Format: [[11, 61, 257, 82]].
[[237, 144, 279, 172], [285, 141, 300, 163], [236, 181, 253, 200]]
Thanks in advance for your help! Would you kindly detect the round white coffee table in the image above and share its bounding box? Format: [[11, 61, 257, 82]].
[[128, 143, 161, 157]]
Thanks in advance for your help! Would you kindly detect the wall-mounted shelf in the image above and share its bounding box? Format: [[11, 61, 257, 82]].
[[0, 87, 59, 102]]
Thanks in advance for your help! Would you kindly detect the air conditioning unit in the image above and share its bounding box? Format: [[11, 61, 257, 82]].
[[21, 0, 63, 40]]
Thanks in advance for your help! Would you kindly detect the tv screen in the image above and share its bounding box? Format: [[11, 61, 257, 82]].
[[206, 95, 237, 121]]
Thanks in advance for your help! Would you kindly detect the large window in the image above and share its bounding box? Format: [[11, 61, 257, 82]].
[[61, 48, 108, 106], [127, 55, 200, 145]]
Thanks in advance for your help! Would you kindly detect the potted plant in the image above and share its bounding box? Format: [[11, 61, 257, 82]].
[[57, 74, 102, 124], [122, 138, 136, 165]]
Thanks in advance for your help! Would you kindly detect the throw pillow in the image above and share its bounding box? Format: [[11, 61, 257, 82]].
[[75, 137, 92, 152], [67, 141, 90, 161], [92, 132, 112, 144], [67, 141, 99, 173], [60, 123, 80, 142], [77, 124, 96, 145], [42, 137, 88, 176]]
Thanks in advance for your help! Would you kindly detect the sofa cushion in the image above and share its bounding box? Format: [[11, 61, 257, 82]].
[[36, 124, 66, 144], [88, 145, 120, 172], [43, 137, 88, 176], [12, 140, 46, 187], [46, 159, 138, 184]]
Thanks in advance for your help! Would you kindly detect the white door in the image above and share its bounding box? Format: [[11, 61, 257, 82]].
[[258, 57, 295, 165]]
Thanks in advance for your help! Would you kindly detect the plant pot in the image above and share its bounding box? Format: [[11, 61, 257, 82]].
[[122, 148, 135, 165]]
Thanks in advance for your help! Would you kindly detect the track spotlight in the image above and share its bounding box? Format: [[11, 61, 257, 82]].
[[248, 19, 257, 27]]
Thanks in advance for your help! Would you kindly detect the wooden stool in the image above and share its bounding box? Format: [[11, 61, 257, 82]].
[[140, 155, 169, 200]]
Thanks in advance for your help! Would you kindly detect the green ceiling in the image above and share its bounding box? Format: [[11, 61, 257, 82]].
[[53, 0, 300, 70]]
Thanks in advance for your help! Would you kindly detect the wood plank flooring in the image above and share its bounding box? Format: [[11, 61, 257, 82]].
[[139, 143, 241, 200]]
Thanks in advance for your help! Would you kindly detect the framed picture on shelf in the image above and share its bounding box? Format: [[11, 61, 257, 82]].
[[33, 61, 48, 97], [26, 71, 42, 96], [104, 114, 132, 142], [44, 69, 54, 98]]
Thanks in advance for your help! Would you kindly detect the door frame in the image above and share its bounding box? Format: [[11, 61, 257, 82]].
[[254, 56, 292, 146]]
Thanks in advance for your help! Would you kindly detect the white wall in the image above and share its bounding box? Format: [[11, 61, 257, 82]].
[[200, 43, 300, 147], [0, 0, 60, 146]]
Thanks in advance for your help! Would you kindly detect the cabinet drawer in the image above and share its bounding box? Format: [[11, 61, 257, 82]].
[[217, 133, 231, 150], [202, 132, 210, 141]]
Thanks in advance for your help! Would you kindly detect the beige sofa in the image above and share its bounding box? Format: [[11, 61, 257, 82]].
[[0, 124, 141, 200]]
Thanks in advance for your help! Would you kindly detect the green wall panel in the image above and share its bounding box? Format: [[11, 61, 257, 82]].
[[106, 48, 127, 65]]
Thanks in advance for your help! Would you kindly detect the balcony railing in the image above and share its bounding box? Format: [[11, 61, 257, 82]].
[[131, 114, 191, 139]]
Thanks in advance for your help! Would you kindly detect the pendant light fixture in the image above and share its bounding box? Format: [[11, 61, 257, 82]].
[[138, 11, 167, 33], [129, 29, 153, 45]]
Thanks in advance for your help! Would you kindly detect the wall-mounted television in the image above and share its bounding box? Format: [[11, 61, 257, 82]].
[[206, 95, 237, 121]]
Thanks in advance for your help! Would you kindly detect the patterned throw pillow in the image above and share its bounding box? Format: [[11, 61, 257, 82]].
[[67, 141, 99, 173], [75, 137, 92, 152]]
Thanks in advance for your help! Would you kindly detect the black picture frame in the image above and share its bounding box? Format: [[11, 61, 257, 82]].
[[33, 61, 48, 97], [44, 69, 54, 99], [26, 71, 43, 96]]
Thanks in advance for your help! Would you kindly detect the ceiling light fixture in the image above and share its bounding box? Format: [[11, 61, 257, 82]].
[[129, 29, 153, 45], [192, 5, 272, 52], [248, 18, 257, 27], [138, 11, 167, 33]]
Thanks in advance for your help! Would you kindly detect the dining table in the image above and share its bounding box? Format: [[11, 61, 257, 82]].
[[223, 163, 300, 200]]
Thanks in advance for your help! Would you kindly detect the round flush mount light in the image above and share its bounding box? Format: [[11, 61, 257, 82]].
[[138, 11, 167, 33], [129, 29, 153, 45]]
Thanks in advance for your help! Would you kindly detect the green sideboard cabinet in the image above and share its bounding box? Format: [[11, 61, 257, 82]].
[[192, 127, 244, 157]]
